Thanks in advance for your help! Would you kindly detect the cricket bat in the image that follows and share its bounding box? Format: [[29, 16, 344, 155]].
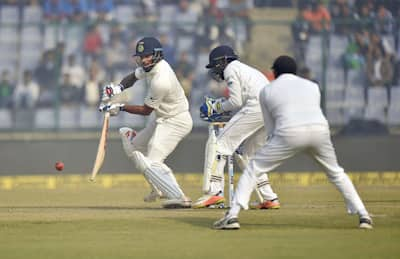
[[89, 111, 110, 182]]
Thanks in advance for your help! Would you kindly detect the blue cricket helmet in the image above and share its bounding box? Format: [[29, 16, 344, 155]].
[[206, 45, 238, 81], [133, 37, 163, 72]]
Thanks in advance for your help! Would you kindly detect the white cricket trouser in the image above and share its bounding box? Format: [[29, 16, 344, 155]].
[[210, 103, 278, 200], [231, 125, 369, 217], [130, 111, 193, 162], [120, 111, 192, 198]]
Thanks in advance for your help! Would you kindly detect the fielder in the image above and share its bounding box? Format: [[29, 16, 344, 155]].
[[193, 45, 280, 209], [100, 37, 192, 209], [213, 55, 373, 229]]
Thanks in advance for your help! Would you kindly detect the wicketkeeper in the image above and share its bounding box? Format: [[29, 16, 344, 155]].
[[193, 45, 280, 209], [100, 37, 192, 209]]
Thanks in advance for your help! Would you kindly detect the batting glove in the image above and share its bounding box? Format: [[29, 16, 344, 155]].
[[99, 103, 125, 116], [101, 83, 124, 102]]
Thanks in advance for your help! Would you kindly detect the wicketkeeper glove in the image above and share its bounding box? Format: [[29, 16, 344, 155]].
[[98, 103, 125, 116], [199, 96, 225, 119], [101, 83, 124, 102]]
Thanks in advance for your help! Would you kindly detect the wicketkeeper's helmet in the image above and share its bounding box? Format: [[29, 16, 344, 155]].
[[206, 45, 238, 81]]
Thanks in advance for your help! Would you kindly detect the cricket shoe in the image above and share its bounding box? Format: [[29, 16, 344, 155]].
[[250, 198, 281, 209], [162, 197, 192, 209], [213, 212, 240, 230], [359, 216, 373, 229], [192, 192, 225, 209]]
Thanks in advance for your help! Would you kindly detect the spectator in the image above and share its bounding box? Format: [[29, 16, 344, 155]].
[[291, 14, 310, 64], [62, 54, 86, 89], [104, 37, 128, 74], [228, 0, 253, 44], [159, 33, 176, 67], [13, 70, 40, 109], [138, 0, 157, 20], [63, 0, 89, 22], [59, 72, 80, 105], [83, 24, 103, 62], [34, 50, 60, 107], [374, 4, 394, 36], [330, 0, 356, 35], [201, 0, 225, 47], [0, 70, 14, 108], [88, 59, 106, 84], [43, 0, 66, 21], [301, 0, 331, 33], [88, 0, 114, 22], [353, 2, 375, 31], [83, 69, 100, 107], [174, 0, 199, 36], [175, 51, 195, 98], [366, 45, 393, 87], [342, 31, 368, 72]]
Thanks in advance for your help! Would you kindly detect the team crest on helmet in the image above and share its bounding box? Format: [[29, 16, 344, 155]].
[[137, 42, 145, 53]]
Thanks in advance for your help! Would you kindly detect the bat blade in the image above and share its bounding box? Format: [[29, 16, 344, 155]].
[[89, 112, 110, 182]]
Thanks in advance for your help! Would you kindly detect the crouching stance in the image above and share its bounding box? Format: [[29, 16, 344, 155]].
[[100, 37, 192, 208], [214, 55, 373, 229], [193, 45, 280, 209]]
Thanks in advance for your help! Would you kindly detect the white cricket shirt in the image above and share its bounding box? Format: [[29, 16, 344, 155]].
[[260, 73, 328, 135], [135, 59, 189, 118], [221, 60, 269, 111]]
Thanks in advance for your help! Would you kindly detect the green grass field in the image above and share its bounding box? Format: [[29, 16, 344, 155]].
[[0, 180, 399, 259]]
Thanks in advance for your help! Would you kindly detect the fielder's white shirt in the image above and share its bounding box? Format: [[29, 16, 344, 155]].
[[221, 60, 269, 111], [260, 73, 328, 135], [135, 59, 189, 118]]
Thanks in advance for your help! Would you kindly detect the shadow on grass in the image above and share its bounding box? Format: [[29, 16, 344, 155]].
[[169, 215, 359, 230]]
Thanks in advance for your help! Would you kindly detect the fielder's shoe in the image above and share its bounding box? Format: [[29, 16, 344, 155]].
[[359, 216, 373, 229], [162, 197, 192, 209], [250, 198, 281, 209], [213, 213, 240, 230], [192, 192, 225, 208], [143, 189, 164, 202]]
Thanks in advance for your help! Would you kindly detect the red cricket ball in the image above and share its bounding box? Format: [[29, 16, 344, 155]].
[[55, 161, 64, 171]]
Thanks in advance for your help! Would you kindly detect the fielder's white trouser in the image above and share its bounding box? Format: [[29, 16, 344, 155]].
[[230, 125, 369, 217], [207, 104, 278, 201], [120, 111, 192, 197]]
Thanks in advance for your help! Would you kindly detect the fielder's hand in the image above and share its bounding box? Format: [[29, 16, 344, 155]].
[[101, 83, 124, 102], [99, 103, 125, 116]]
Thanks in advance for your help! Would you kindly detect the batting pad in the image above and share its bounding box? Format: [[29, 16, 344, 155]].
[[144, 163, 185, 200], [119, 127, 136, 158], [131, 151, 184, 200]]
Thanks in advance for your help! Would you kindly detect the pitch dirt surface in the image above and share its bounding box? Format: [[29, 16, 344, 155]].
[[0, 181, 399, 259]]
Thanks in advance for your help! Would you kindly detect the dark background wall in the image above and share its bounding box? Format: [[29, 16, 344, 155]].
[[0, 132, 399, 175]]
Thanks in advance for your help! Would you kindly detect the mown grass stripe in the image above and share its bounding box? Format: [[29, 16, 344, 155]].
[[1, 172, 400, 190]]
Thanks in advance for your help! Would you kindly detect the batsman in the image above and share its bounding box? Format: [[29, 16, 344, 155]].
[[100, 37, 192, 209], [193, 45, 280, 209]]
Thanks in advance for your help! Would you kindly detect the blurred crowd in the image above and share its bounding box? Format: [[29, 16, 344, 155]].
[[292, 0, 399, 88], [0, 0, 254, 113]]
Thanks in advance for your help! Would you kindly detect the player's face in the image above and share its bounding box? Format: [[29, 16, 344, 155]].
[[136, 54, 153, 69]]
